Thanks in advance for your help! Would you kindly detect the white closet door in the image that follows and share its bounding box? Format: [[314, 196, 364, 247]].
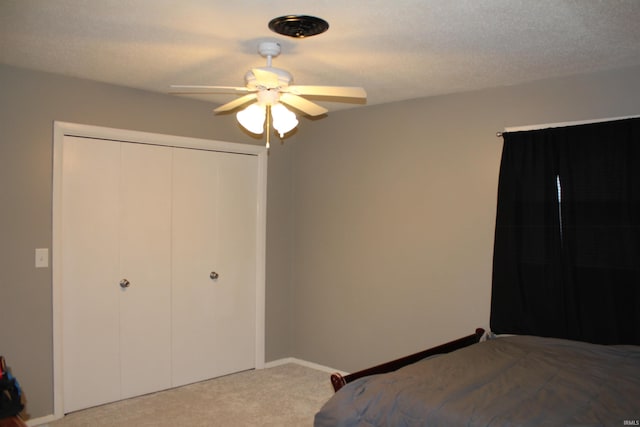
[[62, 138, 173, 412], [62, 137, 122, 413], [171, 149, 258, 387], [118, 143, 172, 399]]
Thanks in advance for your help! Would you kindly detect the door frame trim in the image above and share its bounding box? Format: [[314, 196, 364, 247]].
[[52, 121, 267, 419]]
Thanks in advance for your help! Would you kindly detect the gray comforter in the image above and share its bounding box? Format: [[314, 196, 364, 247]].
[[314, 335, 640, 427]]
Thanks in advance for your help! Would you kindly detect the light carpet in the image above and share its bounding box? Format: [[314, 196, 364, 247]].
[[47, 363, 334, 427]]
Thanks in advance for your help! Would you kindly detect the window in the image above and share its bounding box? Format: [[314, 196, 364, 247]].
[[490, 118, 640, 345]]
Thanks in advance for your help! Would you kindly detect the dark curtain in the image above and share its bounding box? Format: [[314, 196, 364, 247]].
[[490, 118, 640, 345]]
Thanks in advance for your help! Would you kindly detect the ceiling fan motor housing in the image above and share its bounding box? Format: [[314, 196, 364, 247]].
[[245, 67, 292, 90], [256, 89, 281, 106]]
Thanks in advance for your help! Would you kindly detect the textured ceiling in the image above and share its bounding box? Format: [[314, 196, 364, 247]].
[[2, 0, 640, 114]]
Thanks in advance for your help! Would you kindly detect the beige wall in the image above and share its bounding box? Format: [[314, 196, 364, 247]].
[[2, 62, 640, 421], [289, 65, 640, 373], [0, 64, 294, 419]]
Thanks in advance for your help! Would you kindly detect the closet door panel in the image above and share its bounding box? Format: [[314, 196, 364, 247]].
[[62, 137, 121, 413], [118, 143, 173, 399], [214, 152, 258, 372], [171, 148, 221, 386], [171, 149, 257, 386]]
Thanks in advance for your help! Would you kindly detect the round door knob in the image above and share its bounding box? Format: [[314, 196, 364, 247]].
[[120, 279, 131, 288], [210, 271, 219, 280]]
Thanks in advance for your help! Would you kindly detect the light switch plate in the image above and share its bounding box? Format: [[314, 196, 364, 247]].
[[35, 248, 49, 268]]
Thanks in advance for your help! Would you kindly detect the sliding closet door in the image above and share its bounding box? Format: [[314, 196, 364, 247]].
[[171, 149, 258, 387]]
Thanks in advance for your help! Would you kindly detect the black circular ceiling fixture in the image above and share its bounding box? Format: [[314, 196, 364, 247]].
[[268, 15, 329, 38]]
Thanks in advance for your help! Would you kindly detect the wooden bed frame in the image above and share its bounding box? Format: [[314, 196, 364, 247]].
[[330, 328, 485, 392]]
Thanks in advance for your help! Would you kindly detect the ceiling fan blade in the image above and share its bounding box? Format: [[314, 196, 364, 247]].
[[251, 68, 281, 88], [285, 85, 367, 99], [279, 93, 328, 117], [170, 85, 251, 94], [213, 93, 258, 113]]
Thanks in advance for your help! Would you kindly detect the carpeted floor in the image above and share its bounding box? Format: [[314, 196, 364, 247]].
[[47, 363, 334, 427]]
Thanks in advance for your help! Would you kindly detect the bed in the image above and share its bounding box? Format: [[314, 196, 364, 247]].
[[315, 329, 640, 426]]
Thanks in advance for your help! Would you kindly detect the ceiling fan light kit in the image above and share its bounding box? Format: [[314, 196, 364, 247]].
[[236, 104, 266, 135], [236, 102, 298, 138], [170, 16, 365, 148], [271, 103, 299, 137]]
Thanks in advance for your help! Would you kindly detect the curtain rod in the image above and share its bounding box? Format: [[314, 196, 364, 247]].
[[496, 114, 640, 137]]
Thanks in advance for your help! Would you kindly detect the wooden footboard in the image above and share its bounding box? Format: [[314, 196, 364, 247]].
[[331, 327, 485, 392]]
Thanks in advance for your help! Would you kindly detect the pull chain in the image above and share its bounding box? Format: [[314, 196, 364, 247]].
[[266, 105, 271, 149]]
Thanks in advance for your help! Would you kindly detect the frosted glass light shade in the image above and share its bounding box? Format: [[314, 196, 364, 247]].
[[271, 103, 298, 137], [236, 104, 266, 134]]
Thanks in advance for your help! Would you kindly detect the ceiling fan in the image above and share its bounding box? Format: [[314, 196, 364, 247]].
[[170, 41, 367, 143]]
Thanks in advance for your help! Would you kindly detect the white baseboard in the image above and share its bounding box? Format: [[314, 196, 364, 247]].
[[264, 357, 349, 376], [24, 413, 59, 426]]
